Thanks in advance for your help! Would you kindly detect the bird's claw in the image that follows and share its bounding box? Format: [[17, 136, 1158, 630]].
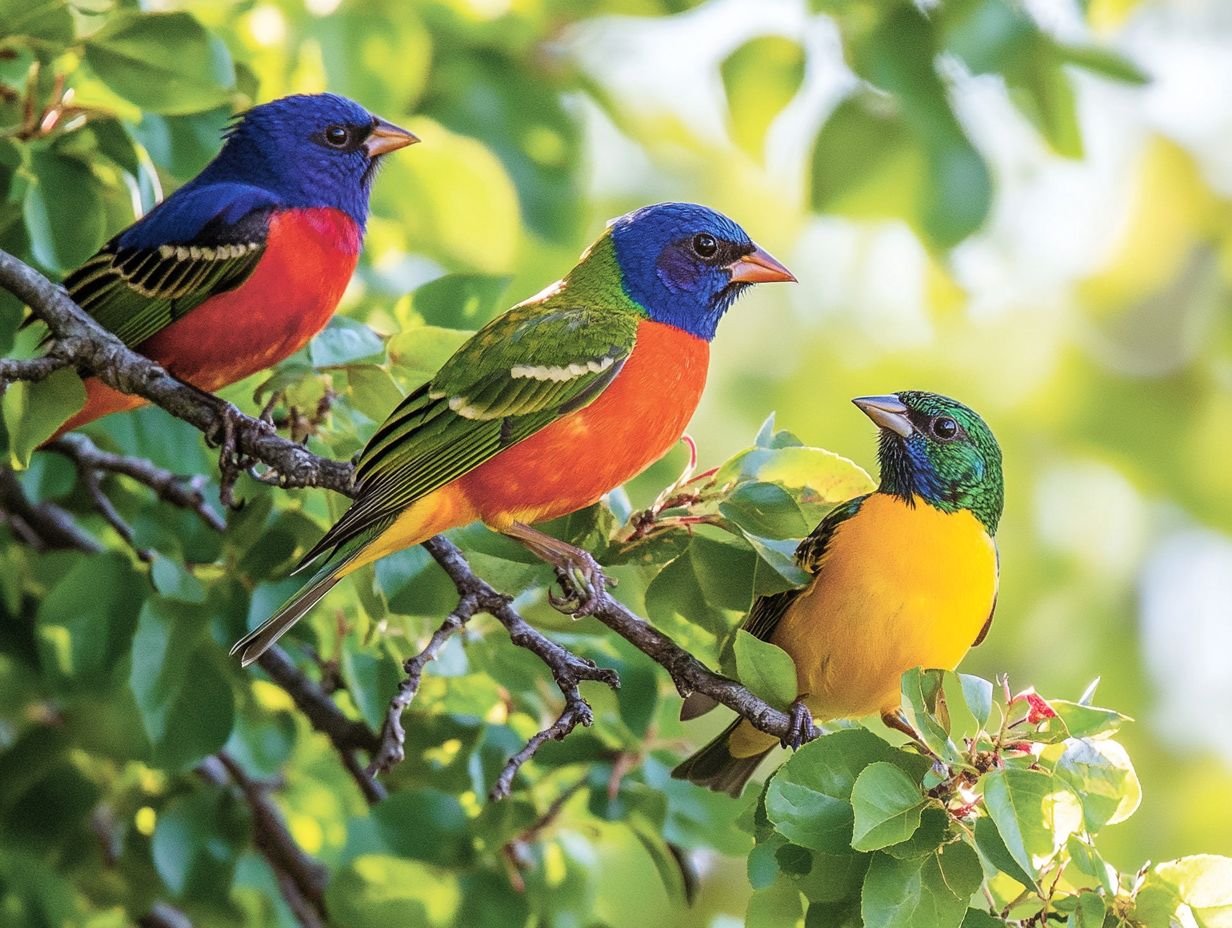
[[547, 551, 609, 618], [207, 402, 273, 509], [781, 699, 818, 750]]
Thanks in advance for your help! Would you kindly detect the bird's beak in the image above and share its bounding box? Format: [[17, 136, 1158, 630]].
[[726, 245, 796, 284], [853, 395, 914, 438], [365, 117, 419, 157]]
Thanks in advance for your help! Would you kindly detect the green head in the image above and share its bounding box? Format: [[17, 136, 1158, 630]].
[[853, 391, 1003, 534]]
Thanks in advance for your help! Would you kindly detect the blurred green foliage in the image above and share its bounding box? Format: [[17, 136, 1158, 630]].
[[2, 0, 1231, 926]]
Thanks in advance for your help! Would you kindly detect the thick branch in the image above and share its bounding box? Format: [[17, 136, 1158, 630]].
[[199, 753, 327, 928], [0, 248, 353, 496], [1, 246, 802, 791], [256, 646, 386, 804]]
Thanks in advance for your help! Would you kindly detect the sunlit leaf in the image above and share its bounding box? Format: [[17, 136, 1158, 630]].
[[84, 12, 235, 115]]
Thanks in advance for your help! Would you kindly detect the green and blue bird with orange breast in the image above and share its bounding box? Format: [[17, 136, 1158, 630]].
[[674, 391, 1004, 796], [231, 202, 795, 666]]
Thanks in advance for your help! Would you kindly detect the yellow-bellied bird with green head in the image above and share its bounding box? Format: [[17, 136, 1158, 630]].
[[673, 391, 1003, 796]]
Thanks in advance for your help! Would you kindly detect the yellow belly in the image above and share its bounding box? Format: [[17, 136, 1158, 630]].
[[774, 493, 997, 720]]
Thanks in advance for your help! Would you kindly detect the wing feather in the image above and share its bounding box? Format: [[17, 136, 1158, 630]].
[[299, 304, 639, 567]]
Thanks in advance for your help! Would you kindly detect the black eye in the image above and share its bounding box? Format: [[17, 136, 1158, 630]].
[[692, 233, 718, 259], [324, 125, 350, 148], [931, 416, 959, 441]]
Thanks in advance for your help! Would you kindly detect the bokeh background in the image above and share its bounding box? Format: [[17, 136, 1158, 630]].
[[2, 0, 1231, 924]]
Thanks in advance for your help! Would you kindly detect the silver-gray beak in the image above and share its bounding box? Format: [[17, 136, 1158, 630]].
[[853, 394, 913, 438]]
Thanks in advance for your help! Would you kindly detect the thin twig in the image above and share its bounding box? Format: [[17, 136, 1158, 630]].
[[50, 434, 226, 532]]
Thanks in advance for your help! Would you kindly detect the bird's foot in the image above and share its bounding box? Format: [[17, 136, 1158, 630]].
[[502, 520, 613, 618], [548, 550, 610, 617], [781, 699, 818, 750], [206, 402, 273, 509]]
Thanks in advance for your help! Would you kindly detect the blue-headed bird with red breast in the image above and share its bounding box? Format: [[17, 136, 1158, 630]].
[[231, 202, 795, 666], [48, 93, 417, 440]]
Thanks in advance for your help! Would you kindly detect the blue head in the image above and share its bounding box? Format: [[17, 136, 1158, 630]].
[[196, 93, 417, 229], [609, 203, 794, 341]]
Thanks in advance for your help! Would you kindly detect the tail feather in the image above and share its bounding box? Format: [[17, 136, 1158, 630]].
[[671, 718, 775, 798], [230, 571, 342, 667]]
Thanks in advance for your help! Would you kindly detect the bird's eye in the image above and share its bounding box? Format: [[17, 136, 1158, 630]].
[[931, 416, 959, 441], [324, 125, 351, 148], [692, 233, 718, 259]]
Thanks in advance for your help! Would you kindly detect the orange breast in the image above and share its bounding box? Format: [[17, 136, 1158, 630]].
[[458, 318, 710, 528]]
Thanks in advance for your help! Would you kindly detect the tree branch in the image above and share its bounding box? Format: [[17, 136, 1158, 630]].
[[50, 433, 226, 532], [0, 466, 102, 554], [199, 753, 327, 928], [255, 645, 386, 804], [0, 245, 807, 803]]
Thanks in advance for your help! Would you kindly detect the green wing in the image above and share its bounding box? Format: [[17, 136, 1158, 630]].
[[742, 494, 870, 643], [61, 212, 271, 348], [299, 302, 640, 565]]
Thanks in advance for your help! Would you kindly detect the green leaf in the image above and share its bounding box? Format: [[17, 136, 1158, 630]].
[[1067, 891, 1107, 928], [733, 630, 798, 708], [149, 554, 207, 604], [860, 842, 983, 928], [2, 368, 85, 468], [35, 551, 143, 684], [1067, 835, 1117, 896], [1054, 737, 1141, 832], [747, 877, 805, 928], [84, 12, 235, 115], [972, 816, 1036, 890], [882, 807, 950, 860], [0, 0, 74, 49], [716, 445, 873, 506], [959, 674, 993, 730], [1057, 42, 1150, 84], [326, 855, 461, 928], [308, 316, 385, 368], [850, 762, 927, 852], [721, 481, 811, 539], [900, 668, 962, 764], [372, 789, 472, 867], [23, 148, 106, 272], [405, 273, 512, 329], [129, 597, 234, 770], [152, 788, 249, 900], [1138, 855, 1232, 928], [1042, 699, 1131, 741], [765, 728, 927, 853], [721, 36, 806, 158], [980, 767, 1083, 879]]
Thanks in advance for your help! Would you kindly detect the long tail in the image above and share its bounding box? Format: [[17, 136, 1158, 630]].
[[231, 487, 470, 668], [230, 518, 393, 668], [230, 569, 344, 668], [671, 718, 775, 798]]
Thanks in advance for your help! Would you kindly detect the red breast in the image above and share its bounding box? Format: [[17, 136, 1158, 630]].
[[51, 208, 360, 438]]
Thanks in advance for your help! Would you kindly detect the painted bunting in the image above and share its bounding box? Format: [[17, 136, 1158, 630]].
[[231, 202, 795, 666], [48, 93, 417, 439], [673, 391, 1003, 796]]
